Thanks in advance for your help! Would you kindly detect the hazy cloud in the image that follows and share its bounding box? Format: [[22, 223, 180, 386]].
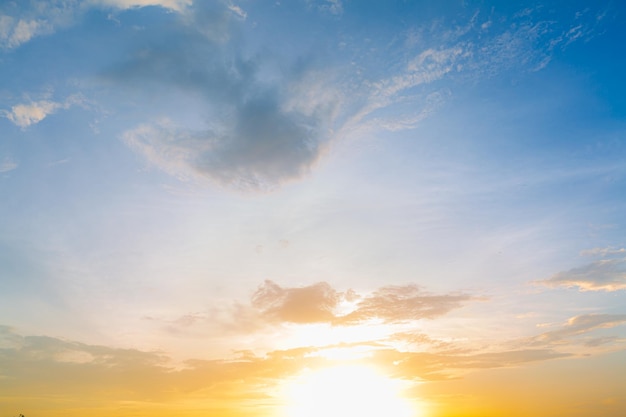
[[527, 314, 626, 346], [537, 258, 626, 291], [0, 157, 18, 173]]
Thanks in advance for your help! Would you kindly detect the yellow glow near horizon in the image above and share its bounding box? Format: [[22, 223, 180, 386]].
[[280, 364, 417, 417]]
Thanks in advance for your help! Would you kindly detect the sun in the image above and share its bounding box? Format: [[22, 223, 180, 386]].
[[280, 364, 417, 417]]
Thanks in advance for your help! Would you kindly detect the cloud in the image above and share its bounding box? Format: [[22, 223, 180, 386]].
[[0, 0, 192, 50], [111, 2, 331, 190], [536, 258, 626, 291], [252, 280, 341, 324], [250, 280, 473, 325], [307, 0, 343, 16], [374, 348, 570, 381], [580, 247, 626, 257], [0, 157, 18, 173], [2, 95, 84, 128], [338, 285, 473, 324], [0, 1, 79, 50], [0, 324, 571, 405], [527, 314, 626, 347], [92, 0, 192, 12], [100, 3, 606, 190]]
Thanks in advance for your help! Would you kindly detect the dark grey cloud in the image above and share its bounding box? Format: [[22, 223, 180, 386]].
[[108, 1, 332, 190]]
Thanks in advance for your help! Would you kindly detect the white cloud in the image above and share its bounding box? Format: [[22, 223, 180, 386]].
[[3, 94, 84, 128], [0, 1, 77, 49], [0, 15, 50, 49], [91, 0, 192, 12], [5, 100, 61, 128], [0, 0, 192, 50]]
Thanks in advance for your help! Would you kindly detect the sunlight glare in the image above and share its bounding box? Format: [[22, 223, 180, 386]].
[[281, 365, 416, 417]]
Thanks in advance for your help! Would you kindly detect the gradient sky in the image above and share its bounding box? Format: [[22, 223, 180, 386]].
[[1, 1, 626, 416]]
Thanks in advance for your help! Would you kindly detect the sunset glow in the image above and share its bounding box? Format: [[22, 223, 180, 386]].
[[1, 0, 626, 416]]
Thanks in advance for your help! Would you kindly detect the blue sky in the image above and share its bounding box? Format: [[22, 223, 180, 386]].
[[1, 1, 626, 416]]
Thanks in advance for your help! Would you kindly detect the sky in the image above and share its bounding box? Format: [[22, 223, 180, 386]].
[[1, 0, 626, 416]]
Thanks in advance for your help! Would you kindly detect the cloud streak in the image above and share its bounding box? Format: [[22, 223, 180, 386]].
[[527, 314, 626, 347], [537, 258, 626, 291]]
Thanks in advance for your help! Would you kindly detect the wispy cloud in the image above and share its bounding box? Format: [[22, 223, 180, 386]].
[[0, 1, 79, 50], [307, 0, 343, 16], [526, 314, 626, 346], [0, 0, 192, 50], [0, 156, 18, 173], [536, 257, 626, 291]]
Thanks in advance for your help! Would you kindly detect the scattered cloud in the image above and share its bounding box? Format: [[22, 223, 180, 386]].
[[307, 0, 343, 16], [0, 1, 79, 50], [2, 94, 84, 128], [0, 0, 193, 50], [0, 324, 574, 403], [536, 258, 626, 291]]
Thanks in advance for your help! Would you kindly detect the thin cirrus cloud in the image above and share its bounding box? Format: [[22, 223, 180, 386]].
[[250, 280, 474, 325], [526, 314, 626, 347], [0, 0, 193, 50]]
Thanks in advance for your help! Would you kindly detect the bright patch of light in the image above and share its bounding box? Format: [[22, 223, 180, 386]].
[[280, 365, 417, 417]]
